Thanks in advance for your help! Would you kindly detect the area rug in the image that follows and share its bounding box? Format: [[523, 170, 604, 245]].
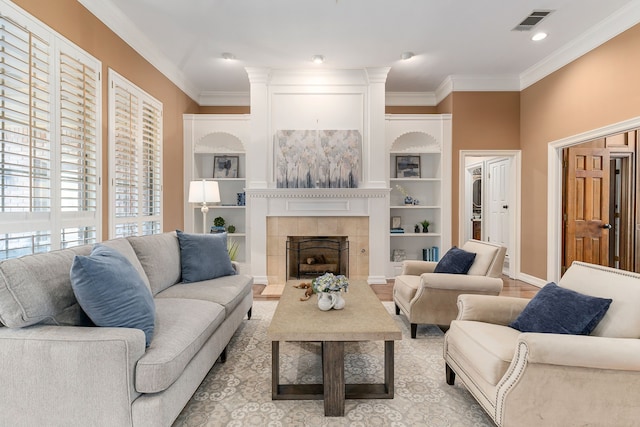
[[172, 301, 494, 427]]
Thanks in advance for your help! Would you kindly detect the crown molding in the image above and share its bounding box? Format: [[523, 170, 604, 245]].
[[77, 0, 199, 101], [199, 91, 250, 106], [434, 75, 520, 104], [386, 92, 437, 106], [520, 1, 640, 89]]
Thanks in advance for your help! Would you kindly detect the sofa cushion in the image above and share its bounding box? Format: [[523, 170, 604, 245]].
[[510, 282, 612, 335], [0, 245, 93, 328], [176, 231, 235, 283], [559, 262, 640, 338], [127, 232, 181, 295], [155, 273, 253, 316], [462, 240, 499, 276], [434, 247, 476, 274], [99, 238, 152, 292], [447, 320, 520, 386], [71, 245, 156, 346], [135, 298, 225, 393]]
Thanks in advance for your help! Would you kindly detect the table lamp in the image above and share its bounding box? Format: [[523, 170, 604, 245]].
[[188, 180, 220, 233]]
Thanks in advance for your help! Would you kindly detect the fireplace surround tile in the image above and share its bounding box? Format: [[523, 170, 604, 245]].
[[266, 216, 369, 284]]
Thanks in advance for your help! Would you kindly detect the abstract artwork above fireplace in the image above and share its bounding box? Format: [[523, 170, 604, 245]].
[[274, 130, 361, 188]]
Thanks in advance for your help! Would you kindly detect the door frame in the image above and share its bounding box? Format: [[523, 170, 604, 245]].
[[547, 116, 640, 282], [459, 150, 521, 278]]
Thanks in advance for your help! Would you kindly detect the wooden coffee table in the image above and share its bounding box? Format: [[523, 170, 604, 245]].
[[267, 279, 402, 416]]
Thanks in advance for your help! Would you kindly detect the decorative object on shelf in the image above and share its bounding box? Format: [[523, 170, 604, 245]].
[[392, 249, 406, 262], [412, 199, 420, 205], [188, 180, 220, 234], [395, 185, 414, 205], [423, 246, 440, 261], [414, 224, 420, 233], [420, 220, 430, 233], [396, 155, 421, 178], [213, 155, 239, 178], [274, 129, 361, 188], [227, 225, 236, 233], [236, 192, 246, 206], [227, 238, 240, 261], [211, 216, 226, 233], [311, 273, 349, 311], [391, 216, 401, 229]]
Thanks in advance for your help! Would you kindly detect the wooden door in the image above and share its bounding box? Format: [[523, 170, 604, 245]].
[[564, 146, 611, 268]]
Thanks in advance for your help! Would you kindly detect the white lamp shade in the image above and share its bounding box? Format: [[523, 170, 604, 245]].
[[188, 180, 220, 204]]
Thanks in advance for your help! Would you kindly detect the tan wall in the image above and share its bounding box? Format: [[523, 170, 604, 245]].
[[447, 92, 521, 244], [520, 22, 640, 278], [13, 0, 200, 238]]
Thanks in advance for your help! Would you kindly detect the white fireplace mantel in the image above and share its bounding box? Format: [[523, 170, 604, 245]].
[[246, 188, 390, 285]]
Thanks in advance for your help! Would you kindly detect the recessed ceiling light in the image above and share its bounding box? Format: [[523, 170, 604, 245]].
[[311, 55, 325, 64], [531, 32, 547, 41], [221, 52, 235, 60], [401, 52, 414, 60]]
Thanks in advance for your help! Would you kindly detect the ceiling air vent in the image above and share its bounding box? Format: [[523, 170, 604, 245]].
[[512, 10, 553, 32]]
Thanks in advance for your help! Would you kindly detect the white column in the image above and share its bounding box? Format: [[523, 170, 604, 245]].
[[364, 67, 390, 189], [245, 68, 270, 283]]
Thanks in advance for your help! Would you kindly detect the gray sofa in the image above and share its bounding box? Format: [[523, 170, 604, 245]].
[[0, 231, 253, 427]]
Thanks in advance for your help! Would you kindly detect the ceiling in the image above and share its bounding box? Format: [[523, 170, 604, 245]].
[[79, 0, 640, 105]]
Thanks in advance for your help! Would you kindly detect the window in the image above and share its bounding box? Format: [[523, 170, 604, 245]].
[[109, 70, 162, 238], [0, 2, 101, 260]]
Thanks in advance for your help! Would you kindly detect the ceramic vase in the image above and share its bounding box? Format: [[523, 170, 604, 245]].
[[317, 292, 336, 311], [333, 292, 345, 310]]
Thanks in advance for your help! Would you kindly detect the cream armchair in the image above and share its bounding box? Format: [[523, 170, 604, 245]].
[[444, 261, 640, 427], [393, 239, 506, 338]]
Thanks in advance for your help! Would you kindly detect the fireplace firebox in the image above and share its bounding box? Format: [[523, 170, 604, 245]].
[[286, 236, 349, 279]]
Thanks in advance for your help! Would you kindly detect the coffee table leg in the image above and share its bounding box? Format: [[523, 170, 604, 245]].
[[272, 341, 279, 398], [322, 341, 345, 416], [385, 340, 394, 397]]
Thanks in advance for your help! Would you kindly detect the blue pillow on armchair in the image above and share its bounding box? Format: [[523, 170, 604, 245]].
[[510, 282, 612, 335], [433, 246, 476, 274], [176, 230, 236, 283], [70, 244, 156, 347]]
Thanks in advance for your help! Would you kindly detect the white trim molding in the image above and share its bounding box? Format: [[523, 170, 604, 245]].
[[547, 116, 640, 282]]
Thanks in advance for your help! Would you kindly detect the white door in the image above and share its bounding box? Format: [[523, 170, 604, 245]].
[[487, 158, 510, 268]]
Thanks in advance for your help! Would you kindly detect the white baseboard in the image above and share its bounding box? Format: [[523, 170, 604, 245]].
[[516, 272, 547, 288], [368, 275, 388, 285], [253, 276, 269, 285]]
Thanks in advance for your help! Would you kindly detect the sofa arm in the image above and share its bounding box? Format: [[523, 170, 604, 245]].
[[420, 273, 503, 292], [456, 294, 529, 325], [401, 260, 437, 275], [0, 325, 146, 426], [520, 333, 640, 370]]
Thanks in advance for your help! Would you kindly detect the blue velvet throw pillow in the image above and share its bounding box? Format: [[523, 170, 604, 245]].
[[433, 246, 476, 274], [70, 245, 155, 347], [510, 282, 612, 335], [176, 230, 236, 283]]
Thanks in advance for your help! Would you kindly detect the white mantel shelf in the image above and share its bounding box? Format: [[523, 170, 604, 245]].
[[246, 188, 389, 199]]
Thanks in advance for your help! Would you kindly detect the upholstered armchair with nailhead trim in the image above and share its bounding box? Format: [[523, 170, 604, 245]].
[[393, 239, 506, 338]]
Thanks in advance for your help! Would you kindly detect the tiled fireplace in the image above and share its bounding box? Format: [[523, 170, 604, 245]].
[[267, 216, 369, 284], [246, 188, 388, 285]]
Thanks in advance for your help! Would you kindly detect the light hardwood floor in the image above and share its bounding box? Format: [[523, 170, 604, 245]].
[[253, 276, 539, 302]]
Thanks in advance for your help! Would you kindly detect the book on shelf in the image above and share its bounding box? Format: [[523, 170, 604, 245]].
[[390, 228, 405, 233], [422, 246, 440, 262]]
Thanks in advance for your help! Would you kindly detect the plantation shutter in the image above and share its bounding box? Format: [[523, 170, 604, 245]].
[[0, 14, 52, 257], [58, 48, 100, 247], [0, 2, 102, 260], [141, 98, 162, 235], [109, 70, 162, 238]]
